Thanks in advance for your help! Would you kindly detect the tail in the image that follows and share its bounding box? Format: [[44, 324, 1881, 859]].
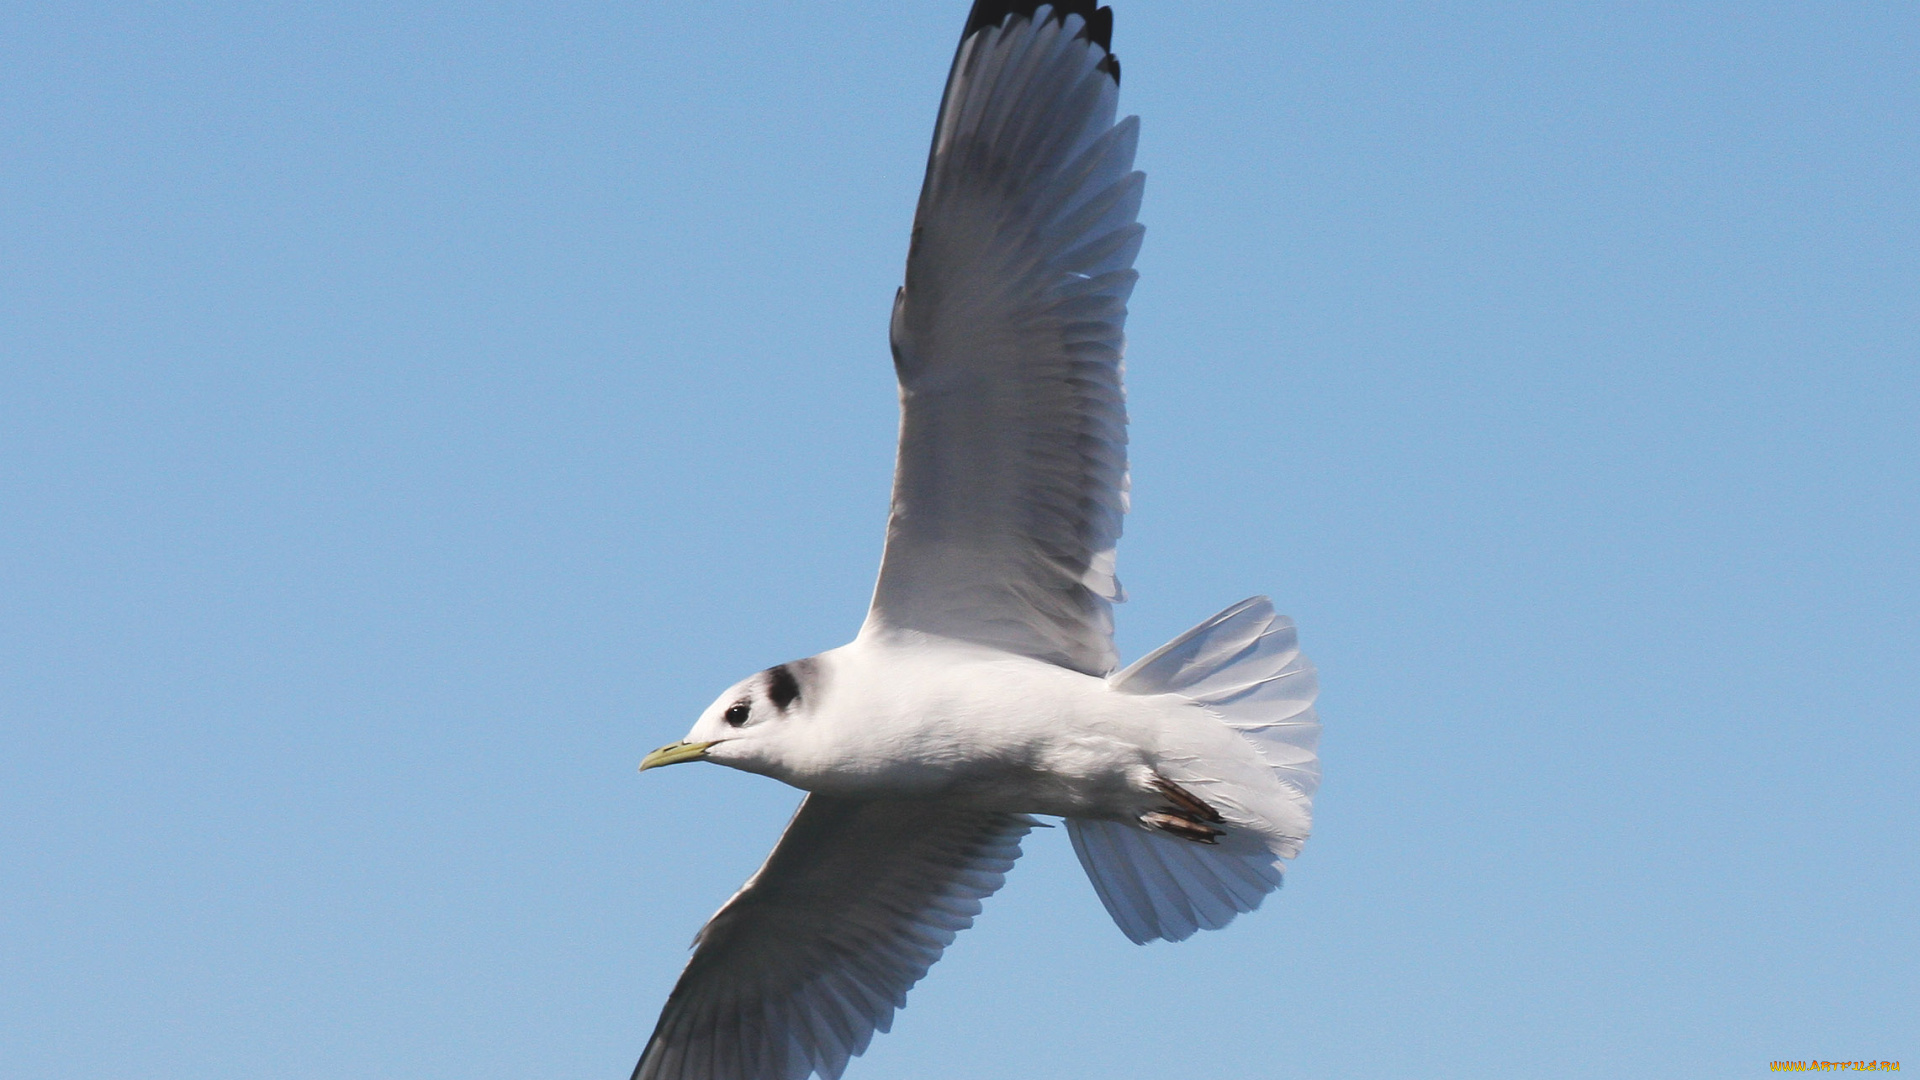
[[1069, 597, 1320, 943]]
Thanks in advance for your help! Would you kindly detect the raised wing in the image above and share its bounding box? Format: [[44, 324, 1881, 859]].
[[631, 796, 1036, 1080], [863, 1, 1141, 676]]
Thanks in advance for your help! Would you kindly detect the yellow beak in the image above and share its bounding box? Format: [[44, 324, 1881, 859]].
[[639, 740, 715, 772]]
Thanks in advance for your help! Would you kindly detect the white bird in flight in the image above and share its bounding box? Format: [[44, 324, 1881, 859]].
[[632, 3, 1320, 1078]]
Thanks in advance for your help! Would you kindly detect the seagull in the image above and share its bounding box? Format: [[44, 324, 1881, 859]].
[[632, 3, 1320, 1078]]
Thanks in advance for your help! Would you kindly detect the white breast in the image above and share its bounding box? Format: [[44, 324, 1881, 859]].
[[780, 635, 1162, 817]]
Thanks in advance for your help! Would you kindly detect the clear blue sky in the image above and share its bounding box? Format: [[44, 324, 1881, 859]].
[[3, 3, 1914, 1077]]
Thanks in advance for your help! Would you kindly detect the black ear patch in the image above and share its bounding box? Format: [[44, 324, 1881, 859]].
[[765, 664, 802, 710]]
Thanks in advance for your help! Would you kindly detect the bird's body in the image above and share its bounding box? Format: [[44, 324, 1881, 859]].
[[716, 635, 1304, 837], [726, 639, 1156, 813], [630, 4, 1320, 1078]]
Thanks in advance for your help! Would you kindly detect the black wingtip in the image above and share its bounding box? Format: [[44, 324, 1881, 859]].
[[961, 0, 1121, 84]]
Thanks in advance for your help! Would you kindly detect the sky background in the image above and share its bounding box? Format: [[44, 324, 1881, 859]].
[[3, 2, 1915, 1077]]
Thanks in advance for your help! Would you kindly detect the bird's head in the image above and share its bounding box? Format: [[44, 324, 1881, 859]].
[[640, 659, 817, 778]]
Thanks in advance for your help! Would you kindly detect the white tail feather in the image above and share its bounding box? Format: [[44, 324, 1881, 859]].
[[1068, 597, 1320, 943]]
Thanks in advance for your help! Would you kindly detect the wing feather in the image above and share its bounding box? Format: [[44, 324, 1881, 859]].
[[631, 796, 1036, 1080], [864, 3, 1139, 675]]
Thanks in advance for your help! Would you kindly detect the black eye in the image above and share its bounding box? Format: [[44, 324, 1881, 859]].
[[724, 702, 750, 726]]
